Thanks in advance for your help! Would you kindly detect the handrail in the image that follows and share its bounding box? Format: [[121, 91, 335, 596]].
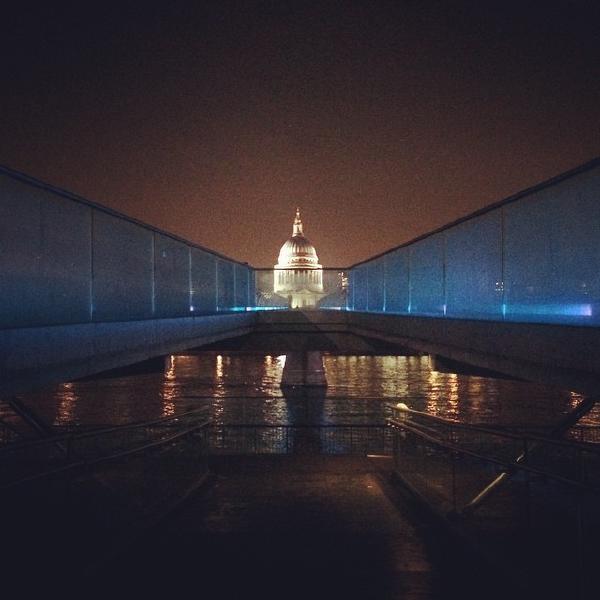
[[4, 420, 386, 487], [0, 416, 393, 454], [0, 407, 209, 455], [209, 423, 388, 428], [388, 418, 598, 495], [391, 406, 526, 439], [0, 164, 250, 267], [392, 395, 600, 514], [348, 156, 600, 268], [2, 419, 210, 491], [391, 404, 600, 455]]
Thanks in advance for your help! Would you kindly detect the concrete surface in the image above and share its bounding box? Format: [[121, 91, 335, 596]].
[[96, 455, 505, 599]]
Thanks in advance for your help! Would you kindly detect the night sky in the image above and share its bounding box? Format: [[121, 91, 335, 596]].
[[1, 1, 599, 267]]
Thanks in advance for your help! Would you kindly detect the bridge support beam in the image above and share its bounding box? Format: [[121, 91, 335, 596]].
[[429, 354, 522, 381], [0, 313, 256, 397], [344, 312, 600, 394], [281, 351, 327, 388]]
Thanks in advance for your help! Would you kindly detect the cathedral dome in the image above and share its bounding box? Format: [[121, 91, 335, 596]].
[[273, 208, 324, 308], [277, 235, 319, 267], [276, 208, 321, 268]]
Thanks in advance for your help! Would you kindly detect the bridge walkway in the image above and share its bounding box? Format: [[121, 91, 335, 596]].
[[95, 455, 504, 599]]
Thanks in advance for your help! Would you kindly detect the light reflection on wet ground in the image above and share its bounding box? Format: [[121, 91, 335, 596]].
[[10, 352, 599, 431]]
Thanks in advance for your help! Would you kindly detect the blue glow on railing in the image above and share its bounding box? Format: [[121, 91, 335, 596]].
[[346, 161, 600, 328], [507, 303, 593, 317]]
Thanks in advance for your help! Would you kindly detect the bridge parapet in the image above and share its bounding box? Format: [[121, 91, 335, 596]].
[[0, 165, 254, 330], [0, 166, 258, 394], [347, 158, 600, 328], [3, 158, 600, 395]]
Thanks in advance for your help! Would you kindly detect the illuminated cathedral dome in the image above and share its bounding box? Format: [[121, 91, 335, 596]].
[[274, 208, 325, 309], [277, 208, 320, 268]]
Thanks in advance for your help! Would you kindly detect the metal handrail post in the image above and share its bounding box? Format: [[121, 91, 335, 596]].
[[576, 448, 585, 600], [451, 450, 457, 514], [523, 437, 532, 543]]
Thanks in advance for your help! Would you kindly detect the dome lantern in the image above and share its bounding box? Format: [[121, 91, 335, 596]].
[[293, 207, 303, 236], [276, 207, 320, 269]]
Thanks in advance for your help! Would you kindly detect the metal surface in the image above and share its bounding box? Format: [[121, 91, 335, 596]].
[[388, 405, 600, 599], [1, 409, 210, 489]]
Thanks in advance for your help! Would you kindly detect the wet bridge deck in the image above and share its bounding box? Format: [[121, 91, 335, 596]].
[[96, 455, 500, 599]]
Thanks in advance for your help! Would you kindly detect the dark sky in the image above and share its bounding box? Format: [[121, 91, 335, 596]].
[[1, 1, 599, 267]]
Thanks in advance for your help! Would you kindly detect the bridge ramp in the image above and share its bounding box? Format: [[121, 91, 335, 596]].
[[96, 455, 505, 599]]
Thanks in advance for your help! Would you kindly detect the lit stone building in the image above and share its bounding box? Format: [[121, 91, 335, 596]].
[[274, 208, 325, 308]]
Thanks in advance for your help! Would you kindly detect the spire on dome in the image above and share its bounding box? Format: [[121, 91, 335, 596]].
[[293, 207, 303, 236]]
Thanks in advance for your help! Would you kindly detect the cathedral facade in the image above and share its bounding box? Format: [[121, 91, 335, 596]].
[[274, 209, 325, 308]]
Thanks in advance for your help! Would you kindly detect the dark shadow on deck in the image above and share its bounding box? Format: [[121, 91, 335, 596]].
[[93, 455, 509, 600]]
